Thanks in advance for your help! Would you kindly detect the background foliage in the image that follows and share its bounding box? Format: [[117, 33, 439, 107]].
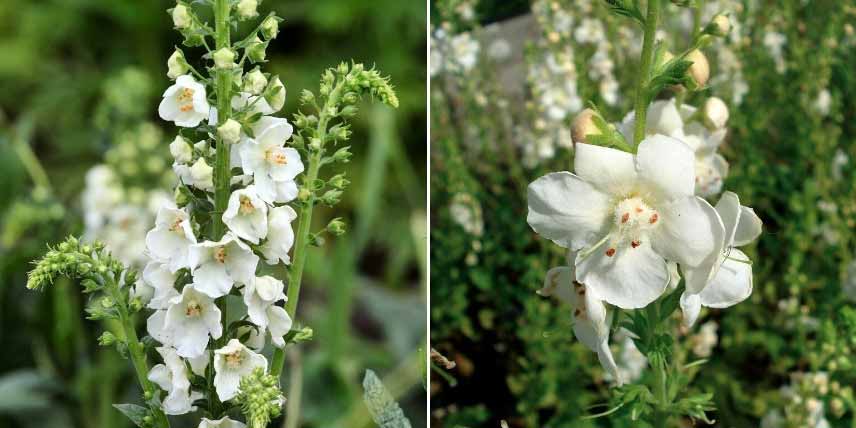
[[0, 1, 426, 427], [430, 0, 856, 427]]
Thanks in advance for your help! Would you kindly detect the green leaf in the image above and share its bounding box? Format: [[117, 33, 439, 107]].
[[362, 369, 412, 428], [603, 0, 645, 25], [112, 403, 149, 427]]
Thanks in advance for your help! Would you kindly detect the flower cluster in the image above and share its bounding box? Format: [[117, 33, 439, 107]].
[[528, 6, 762, 394]]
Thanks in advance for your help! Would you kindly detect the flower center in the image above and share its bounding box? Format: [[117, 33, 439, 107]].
[[225, 350, 243, 368], [177, 87, 195, 112], [169, 216, 185, 234], [214, 246, 227, 264], [239, 195, 256, 215], [185, 300, 202, 317], [265, 148, 288, 165], [604, 197, 660, 257]]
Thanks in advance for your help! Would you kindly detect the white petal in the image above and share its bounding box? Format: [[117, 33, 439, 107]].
[[537, 266, 576, 306], [148, 364, 172, 391], [274, 180, 299, 203], [679, 292, 702, 327], [714, 192, 740, 245], [699, 249, 753, 308], [733, 206, 762, 247], [214, 370, 241, 401], [192, 262, 233, 298], [573, 143, 637, 195], [254, 116, 293, 145], [267, 306, 293, 348], [651, 196, 725, 272], [147, 310, 173, 346], [647, 99, 684, 135], [527, 172, 611, 250], [576, 240, 669, 309], [596, 341, 622, 386], [636, 134, 696, 200]]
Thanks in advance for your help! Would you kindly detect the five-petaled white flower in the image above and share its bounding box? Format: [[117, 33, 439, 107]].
[[159, 75, 210, 127], [147, 286, 222, 358], [260, 205, 298, 265], [213, 339, 268, 401], [527, 135, 725, 309], [242, 276, 293, 348], [539, 254, 622, 385], [198, 417, 247, 428], [680, 191, 762, 327], [189, 232, 259, 298], [145, 206, 197, 272], [148, 347, 202, 415], [238, 117, 303, 203], [223, 186, 269, 244]]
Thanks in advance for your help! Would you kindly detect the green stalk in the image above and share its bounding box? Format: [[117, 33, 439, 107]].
[[270, 82, 345, 378], [11, 119, 52, 193], [652, 361, 670, 427], [632, 0, 661, 146], [108, 284, 170, 428]]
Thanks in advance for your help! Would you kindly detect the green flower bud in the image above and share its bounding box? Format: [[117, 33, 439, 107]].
[[247, 36, 267, 63], [320, 189, 342, 206], [98, 331, 117, 346], [298, 187, 311, 202], [243, 68, 268, 95], [332, 146, 352, 163], [218, 119, 242, 144], [172, 3, 192, 29], [265, 76, 285, 111], [327, 218, 346, 236], [260, 16, 280, 40], [328, 174, 349, 190], [213, 47, 236, 69], [167, 49, 189, 79]]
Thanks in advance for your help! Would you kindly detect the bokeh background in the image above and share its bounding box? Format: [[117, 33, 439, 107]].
[[0, 1, 426, 427], [430, 0, 856, 427]]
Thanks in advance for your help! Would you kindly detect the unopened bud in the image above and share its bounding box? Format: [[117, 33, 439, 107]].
[[174, 186, 189, 206], [298, 187, 311, 202], [236, 0, 258, 19], [707, 14, 731, 37], [190, 158, 214, 190], [327, 218, 346, 236], [172, 3, 191, 29], [261, 16, 280, 40], [321, 190, 342, 206], [169, 135, 193, 164], [300, 89, 315, 104], [213, 48, 236, 69], [571, 108, 601, 144], [167, 49, 189, 79], [328, 174, 349, 190], [686, 50, 710, 89], [309, 138, 322, 151], [246, 36, 267, 63], [243, 69, 268, 95], [265, 76, 285, 111], [98, 331, 117, 346], [702, 97, 729, 129], [218, 119, 242, 144], [332, 146, 352, 163]]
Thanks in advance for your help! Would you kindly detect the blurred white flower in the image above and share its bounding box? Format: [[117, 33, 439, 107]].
[[158, 75, 210, 127]]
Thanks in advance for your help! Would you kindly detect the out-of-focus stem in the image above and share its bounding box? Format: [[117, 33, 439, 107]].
[[632, 0, 661, 146]]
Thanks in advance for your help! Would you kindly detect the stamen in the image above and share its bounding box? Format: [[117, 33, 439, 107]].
[[621, 212, 630, 223], [605, 248, 616, 257], [631, 240, 641, 248], [649, 213, 659, 224], [214, 247, 227, 264], [239, 195, 255, 215]]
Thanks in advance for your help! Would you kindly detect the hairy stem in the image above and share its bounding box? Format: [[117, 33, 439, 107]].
[[632, 0, 661, 146], [109, 283, 170, 428]]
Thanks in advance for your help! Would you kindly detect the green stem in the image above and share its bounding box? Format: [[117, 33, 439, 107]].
[[11, 120, 52, 193], [652, 361, 669, 427], [632, 0, 661, 146], [109, 285, 170, 428], [270, 83, 344, 378], [692, 0, 704, 41]]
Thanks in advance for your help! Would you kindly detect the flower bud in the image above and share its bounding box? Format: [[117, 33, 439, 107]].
[[213, 48, 236, 69], [702, 97, 729, 129], [686, 50, 710, 89], [260, 16, 279, 40], [327, 218, 346, 236], [328, 174, 349, 190], [172, 3, 191, 29], [265, 76, 286, 111], [332, 146, 352, 163], [571, 108, 601, 144], [247, 36, 267, 63], [243, 69, 268, 95], [236, 0, 258, 20], [707, 14, 731, 37], [320, 189, 342, 206], [218, 119, 242, 144], [298, 187, 311, 202], [167, 49, 189, 79], [190, 158, 214, 190], [300, 89, 315, 104], [309, 138, 322, 151], [169, 135, 193, 164], [98, 331, 117, 346], [174, 186, 189, 206]]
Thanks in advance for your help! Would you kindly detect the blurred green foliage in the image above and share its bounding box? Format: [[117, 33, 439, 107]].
[[0, 1, 426, 428], [430, 1, 856, 427]]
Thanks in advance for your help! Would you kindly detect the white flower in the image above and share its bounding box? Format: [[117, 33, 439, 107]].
[[158, 75, 210, 128], [238, 117, 303, 203], [147, 286, 222, 358], [170, 135, 193, 164], [172, 4, 191, 29], [243, 276, 286, 326], [136, 261, 180, 309], [189, 158, 214, 191], [690, 321, 718, 357], [815, 89, 831, 116], [538, 258, 621, 385], [527, 136, 726, 309], [260, 205, 298, 265], [449, 32, 479, 72], [148, 347, 202, 415], [218, 119, 242, 145], [236, 0, 258, 19], [213, 339, 268, 401], [213, 48, 236, 69], [265, 76, 286, 112], [223, 186, 269, 243], [167, 50, 189, 80], [680, 191, 762, 327], [199, 417, 246, 428], [189, 232, 259, 298], [243, 69, 268, 95], [145, 206, 197, 272]]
